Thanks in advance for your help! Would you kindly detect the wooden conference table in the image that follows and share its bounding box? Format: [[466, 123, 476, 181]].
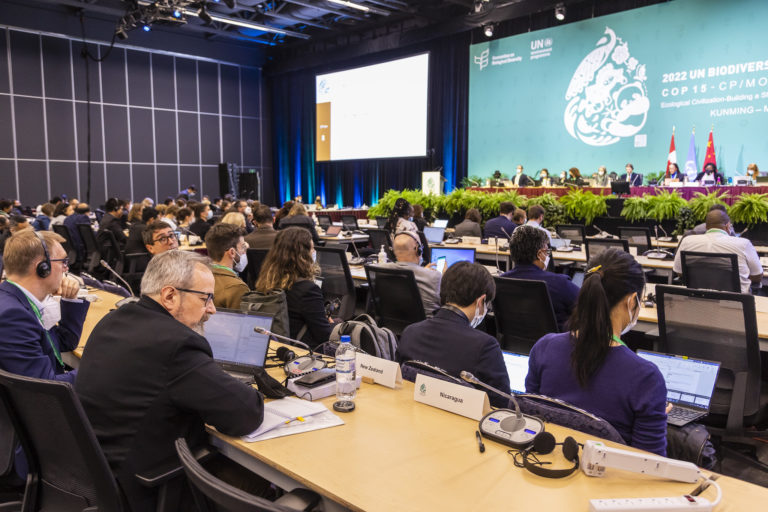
[[74, 290, 768, 511]]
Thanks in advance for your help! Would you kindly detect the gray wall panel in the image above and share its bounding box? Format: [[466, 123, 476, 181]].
[[129, 107, 153, 163], [177, 112, 200, 165], [152, 54, 175, 110], [9, 31, 41, 97], [106, 163, 131, 198], [75, 102, 104, 162], [220, 65, 239, 116], [0, 160, 16, 200], [241, 67, 260, 118], [156, 165, 178, 200], [131, 164, 155, 202], [199, 114, 219, 164], [126, 50, 152, 108], [221, 116, 241, 165], [49, 161, 78, 199], [0, 96, 13, 158], [41, 37, 72, 100], [14, 97, 45, 159], [197, 61, 218, 114], [17, 160, 47, 205], [71, 43, 101, 102], [175, 57, 197, 112], [154, 110, 177, 165], [0, 29, 8, 94], [101, 48, 127, 105], [179, 166, 200, 196], [103, 105, 129, 162], [46, 99, 76, 160]]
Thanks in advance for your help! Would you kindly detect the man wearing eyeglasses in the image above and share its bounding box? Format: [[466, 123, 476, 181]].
[[76, 250, 264, 511], [142, 220, 179, 256], [0, 229, 88, 384]]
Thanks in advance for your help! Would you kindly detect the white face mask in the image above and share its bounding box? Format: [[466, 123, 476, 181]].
[[311, 250, 317, 262], [234, 251, 248, 273], [517, 169, 523, 175], [206, 210, 213, 220], [40, 295, 62, 330], [540, 250, 550, 270], [621, 294, 640, 335], [541, 174, 547, 179], [598, 171, 605, 176], [470, 300, 487, 329]]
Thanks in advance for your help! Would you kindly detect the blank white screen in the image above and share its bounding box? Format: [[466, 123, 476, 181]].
[[316, 53, 429, 161]]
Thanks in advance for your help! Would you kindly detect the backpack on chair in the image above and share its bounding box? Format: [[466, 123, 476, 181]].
[[329, 314, 397, 361], [240, 289, 290, 338]]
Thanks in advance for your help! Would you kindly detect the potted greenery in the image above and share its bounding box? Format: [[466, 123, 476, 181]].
[[728, 193, 768, 226], [559, 189, 609, 225], [687, 190, 730, 222], [525, 193, 566, 228]]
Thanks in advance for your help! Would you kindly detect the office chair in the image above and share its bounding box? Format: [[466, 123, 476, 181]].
[[492, 277, 558, 354], [680, 251, 740, 292], [123, 252, 152, 294], [400, 360, 474, 388], [316, 214, 332, 231], [245, 248, 270, 289], [77, 224, 103, 274], [416, 231, 431, 263], [584, 238, 629, 263], [97, 230, 125, 275], [656, 285, 768, 470], [51, 224, 79, 269], [0, 398, 23, 510], [618, 226, 652, 254], [375, 216, 387, 229], [316, 246, 357, 320], [363, 228, 394, 261], [340, 215, 359, 231], [555, 225, 586, 245], [364, 265, 426, 336], [517, 395, 625, 445], [175, 438, 320, 512]]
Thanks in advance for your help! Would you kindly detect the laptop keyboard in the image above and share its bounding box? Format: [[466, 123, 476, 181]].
[[668, 406, 704, 423]]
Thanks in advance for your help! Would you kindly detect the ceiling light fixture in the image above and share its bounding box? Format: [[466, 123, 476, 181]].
[[554, 3, 566, 21], [327, 0, 370, 13], [483, 23, 494, 38]]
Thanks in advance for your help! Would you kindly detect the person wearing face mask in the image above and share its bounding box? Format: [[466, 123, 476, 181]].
[[675, 209, 761, 294], [397, 261, 511, 408], [189, 202, 213, 238], [205, 223, 250, 309], [558, 171, 568, 185], [76, 250, 264, 511], [539, 168, 553, 187], [512, 165, 533, 187], [385, 197, 418, 235], [594, 166, 610, 187], [377, 232, 442, 317], [526, 249, 669, 456], [695, 163, 725, 185], [501, 226, 578, 330], [746, 163, 759, 184], [255, 227, 333, 349]]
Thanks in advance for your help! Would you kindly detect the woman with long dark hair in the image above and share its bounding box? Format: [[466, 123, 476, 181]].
[[525, 248, 669, 455], [255, 227, 332, 348], [385, 197, 417, 234]]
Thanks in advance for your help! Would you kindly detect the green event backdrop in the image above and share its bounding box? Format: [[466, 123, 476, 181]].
[[468, 0, 768, 180]]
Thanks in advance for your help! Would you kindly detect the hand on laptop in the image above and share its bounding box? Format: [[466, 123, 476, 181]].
[[666, 402, 673, 414]]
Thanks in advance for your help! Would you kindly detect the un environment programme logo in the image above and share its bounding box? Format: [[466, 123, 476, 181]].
[[419, 383, 427, 396], [474, 49, 490, 71], [564, 27, 649, 146]]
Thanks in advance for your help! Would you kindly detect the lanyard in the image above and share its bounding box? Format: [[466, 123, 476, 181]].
[[611, 335, 627, 348], [211, 263, 236, 276], [6, 280, 64, 368], [706, 229, 727, 235]]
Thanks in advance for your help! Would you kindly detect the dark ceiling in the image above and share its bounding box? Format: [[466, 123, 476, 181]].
[[16, 0, 668, 72]]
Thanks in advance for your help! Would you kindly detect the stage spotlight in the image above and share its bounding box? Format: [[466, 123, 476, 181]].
[[198, 5, 213, 24], [483, 23, 494, 38], [554, 3, 566, 21]]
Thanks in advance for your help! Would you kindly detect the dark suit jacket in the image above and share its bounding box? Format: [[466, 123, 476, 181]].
[[483, 215, 516, 239], [124, 222, 148, 254], [622, 172, 643, 186], [500, 264, 579, 331], [75, 296, 264, 511], [695, 171, 725, 185], [397, 308, 511, 407], [279, 215, 320, 244], [98, 212, 127, 247], [0, 281, 89, 383], [189, 219, 212, 238], [63, 213, 91, 259], [244, 226, 277, 250], [513, 173, 533, 187], [285, 279, 331, 349]]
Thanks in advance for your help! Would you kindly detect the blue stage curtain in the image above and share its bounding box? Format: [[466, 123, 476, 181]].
[[269, 32, 469, 208]]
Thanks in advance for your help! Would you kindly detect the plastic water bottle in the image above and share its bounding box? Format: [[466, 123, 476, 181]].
[[335, 335, 357, 404], [378, 245, 388, 264]]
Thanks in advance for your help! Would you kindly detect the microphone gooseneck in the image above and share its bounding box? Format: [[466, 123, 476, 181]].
[[460, 371, 522, 420], [99, 259, 136, 297]]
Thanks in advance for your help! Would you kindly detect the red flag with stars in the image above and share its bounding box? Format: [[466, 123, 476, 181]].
[[702, 129, 716, 172]]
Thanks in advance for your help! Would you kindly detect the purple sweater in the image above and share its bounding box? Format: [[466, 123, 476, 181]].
[[525, 332, 668, 456]]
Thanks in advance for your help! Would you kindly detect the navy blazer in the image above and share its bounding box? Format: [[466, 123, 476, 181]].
[[622, 172, 643, 186], [0, 280, 90, 383], [397, 308, 511, 407], [483, 215, 516, 240], [500, 264, 579, 331]]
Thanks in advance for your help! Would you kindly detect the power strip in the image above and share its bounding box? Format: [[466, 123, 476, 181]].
[[589, 495, 713, 511]]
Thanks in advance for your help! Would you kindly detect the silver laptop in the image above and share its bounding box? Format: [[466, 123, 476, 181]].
[[432, 219, 448, 228], [423, 226, 445, 244], [203, 309, 273, 383], [502, 351, 530, 394], [636, 350, 721, 427]]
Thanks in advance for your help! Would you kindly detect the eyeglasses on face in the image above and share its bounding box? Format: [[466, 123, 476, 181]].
[[176, 287, 214, 306], [153, 232, 178, 244], [50, 257, 69, 268]]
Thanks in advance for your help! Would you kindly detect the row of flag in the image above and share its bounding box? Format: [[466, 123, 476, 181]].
[[665, 127, 717, 180]]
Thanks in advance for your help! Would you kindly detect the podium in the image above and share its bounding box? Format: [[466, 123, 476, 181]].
[[422, 171, 443, 195]]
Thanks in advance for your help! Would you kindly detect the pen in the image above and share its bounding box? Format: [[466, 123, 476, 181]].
[[476, 430, 485, 453], [284, 416, 306, 425]]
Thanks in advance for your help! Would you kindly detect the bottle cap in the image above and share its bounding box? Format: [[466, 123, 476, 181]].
[[340, 335, 351, 343]]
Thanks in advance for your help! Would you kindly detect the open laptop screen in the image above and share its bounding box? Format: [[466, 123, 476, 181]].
[[636, 350, 720, 410], [423, 226, 445, 244], [432, 219, 448, 228], [502, 351, 530, 394], [204, 309, 273, 368], [430, 247, 476, 268]]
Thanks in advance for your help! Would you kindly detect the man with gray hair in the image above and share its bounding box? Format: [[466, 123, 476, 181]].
[[76, 250, 264, 511]]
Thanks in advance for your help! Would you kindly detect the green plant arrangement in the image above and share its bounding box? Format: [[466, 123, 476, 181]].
[[728, 193, 768, 226], [687, 190, 730, 221], [367, 189, 437, 219], [620, 196, 649, 222], [674, 206, 697, 236], [525, 193, 567, 228], [644, 171, 666, 185], [477, 190, 526, 220], [645, 190, 687, 221], [559, 189, 609, 225], [460, 175, 485, 188]]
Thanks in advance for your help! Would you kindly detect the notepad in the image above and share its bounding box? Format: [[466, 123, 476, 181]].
[[243, 397, 329, 440]]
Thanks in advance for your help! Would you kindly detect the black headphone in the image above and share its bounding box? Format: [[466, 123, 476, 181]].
[[275, 346, 296, 363], [395, 231, 422, 257], [33, 231, 52, 278], [515, 432, 580, 479]]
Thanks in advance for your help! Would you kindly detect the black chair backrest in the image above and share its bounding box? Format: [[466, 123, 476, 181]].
[[97, 229, 124, 273], [584, 238, 629, 262], [656, 285, 762, 425], [618, 226, 652, 254], [340, 215, 359, 231], [680, 251, 740, 292], [555, 224, 586, 244], [245, 248, 271, 289], [364, 265, 426, 335], [416, 231, 431, 264], [375, 216, 387, 229], [517, 395, 626, 444], [316, 214, 332, 231], [52, 224, 78, 265], [364, 228, 394, 261], [492, 276, 558, 353], [0, 394, 16, 478], [0, 369, 124, 512], [316, 246, 356, 320], [77, 223, 101, 257], [175, 438, 306, 512]]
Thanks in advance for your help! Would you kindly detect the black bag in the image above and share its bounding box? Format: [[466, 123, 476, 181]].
[[240, 289, 290, 337], [666, 423, 717, 470]]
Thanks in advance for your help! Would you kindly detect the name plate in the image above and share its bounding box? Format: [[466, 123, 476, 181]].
[[356, 353, 402, 389], [413, 374, 491, 420], [462, 236, 481, 245]]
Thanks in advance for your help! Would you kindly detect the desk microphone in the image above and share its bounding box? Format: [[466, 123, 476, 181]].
[[254, 327, 327, 378], [99, 259, 135, 297], [493, 236, 501, 275], [592, 225, 617, 239], [645, 227, 674, 259], [461, 371, 524, 428], [348, 239, 366, 266]]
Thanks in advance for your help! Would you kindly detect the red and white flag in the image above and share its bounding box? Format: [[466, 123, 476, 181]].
[[665, 127, 677, 177]]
